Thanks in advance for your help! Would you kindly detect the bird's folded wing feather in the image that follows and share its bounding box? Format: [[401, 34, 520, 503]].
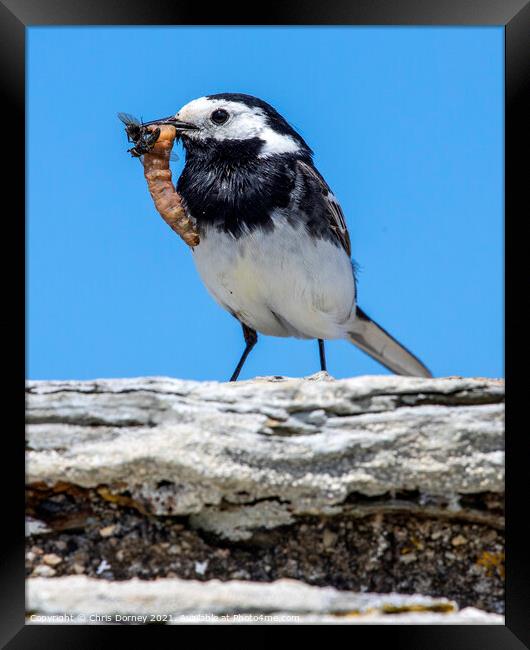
[[295, 160, 351, 257]]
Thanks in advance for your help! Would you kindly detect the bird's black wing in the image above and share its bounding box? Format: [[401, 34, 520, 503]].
[[295, 160, 351, 257], [295, 163, 430, 377]]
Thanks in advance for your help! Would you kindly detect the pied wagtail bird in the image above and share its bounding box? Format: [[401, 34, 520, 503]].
[[145, 93, 432, 381]]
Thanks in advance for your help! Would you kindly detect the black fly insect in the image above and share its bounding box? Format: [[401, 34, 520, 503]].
[[118, 113, 179, 162]]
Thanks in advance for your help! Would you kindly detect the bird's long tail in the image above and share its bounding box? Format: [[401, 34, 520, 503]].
[[347, 306, 432, 377]]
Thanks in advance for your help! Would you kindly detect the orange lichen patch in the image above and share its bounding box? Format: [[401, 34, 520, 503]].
[[332, 602, 456, 617], [331, 609, 366, 617], [28, 481, 79, 494], [142, 125, 200, 248], [381, 602, 456, 614], [476, 550, 505, 578], [27, 481, 151, 528], [26, 482, 93, 531], [26, 481, 89, 503], [410, 536, 425, 550], [96, 486, 149, 516]]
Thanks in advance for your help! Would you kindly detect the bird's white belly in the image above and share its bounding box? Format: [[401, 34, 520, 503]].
[[192, 216, 355, 339]]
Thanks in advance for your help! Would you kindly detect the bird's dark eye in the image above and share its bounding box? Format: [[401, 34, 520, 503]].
[[210, 108, 229, 125]]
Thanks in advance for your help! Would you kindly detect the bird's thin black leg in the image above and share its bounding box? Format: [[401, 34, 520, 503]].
[[229, 324, 258, 382], [318, 339, 327, 372]]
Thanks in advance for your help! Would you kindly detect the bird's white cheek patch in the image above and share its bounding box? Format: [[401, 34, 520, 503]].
[[258, 128, 301, 157]]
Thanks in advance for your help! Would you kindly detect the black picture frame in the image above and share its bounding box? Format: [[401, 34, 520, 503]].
[[4, 0, 527, 645]]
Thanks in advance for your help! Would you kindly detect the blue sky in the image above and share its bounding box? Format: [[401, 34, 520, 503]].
[[27, 27, 503, 381]]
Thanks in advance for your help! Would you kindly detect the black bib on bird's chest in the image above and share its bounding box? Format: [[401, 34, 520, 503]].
[[177, 136, 313, 239], [177, 135, 348, 255]]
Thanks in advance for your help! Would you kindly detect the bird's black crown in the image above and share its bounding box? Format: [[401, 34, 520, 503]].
[[206, 93, 312, 154]]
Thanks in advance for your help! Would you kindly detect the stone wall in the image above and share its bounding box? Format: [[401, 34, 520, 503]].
[[25, 373, 505, 624]]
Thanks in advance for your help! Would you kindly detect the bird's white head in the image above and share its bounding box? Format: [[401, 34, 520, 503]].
[[145, 93, 311, 157]]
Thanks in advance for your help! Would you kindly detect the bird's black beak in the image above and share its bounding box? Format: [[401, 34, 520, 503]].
[[142, 115, 198, 131]]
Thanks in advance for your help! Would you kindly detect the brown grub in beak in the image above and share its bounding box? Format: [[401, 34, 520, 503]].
[[141, 125, 200, 248]]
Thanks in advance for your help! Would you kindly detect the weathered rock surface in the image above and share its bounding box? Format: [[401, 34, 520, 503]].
[[27, 374, 504, 515], [25, 374, 505, 619], [26, 576, 503, 624]]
